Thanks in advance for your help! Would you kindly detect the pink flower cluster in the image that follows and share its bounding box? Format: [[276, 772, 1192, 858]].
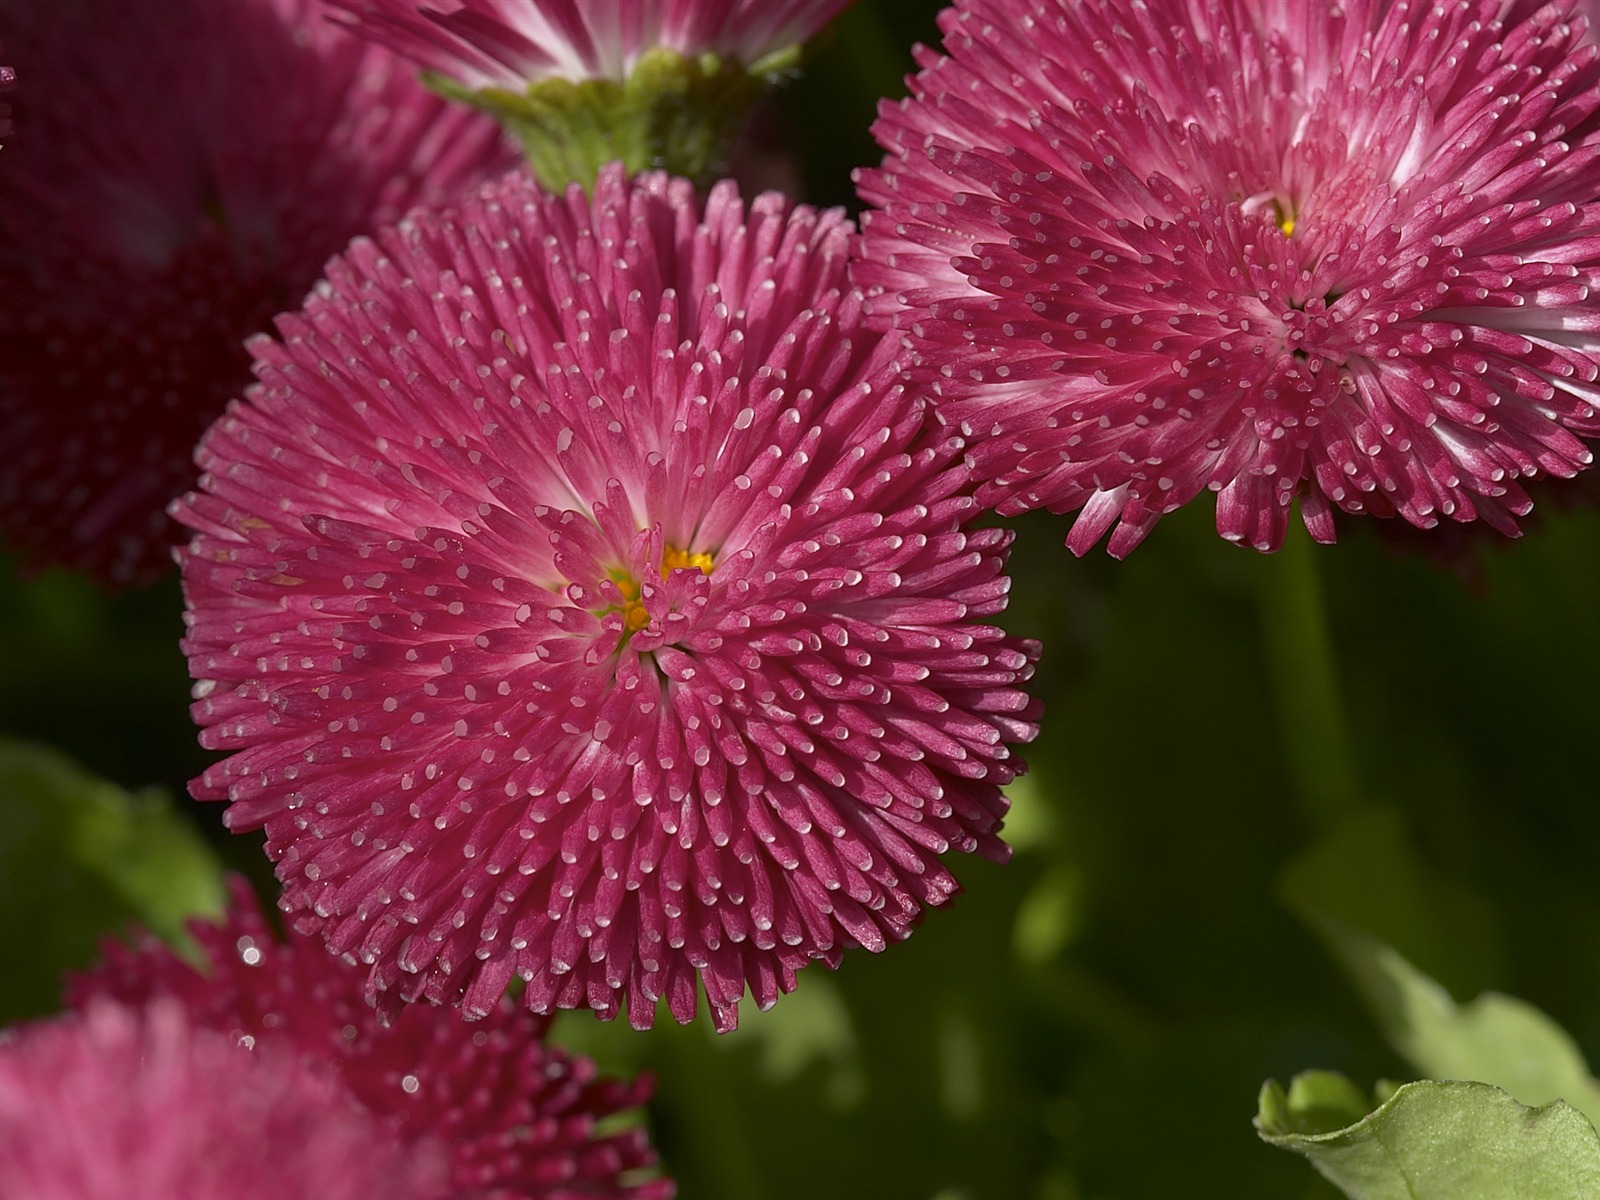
[[0, 0, 1068, 1190], [857, 0, 1600, 554], [176, 164, 1041, 1032], [0, 999, 453, 1200], [15, 11, 1600, 1192], [73, 879, 672, 1199], [0, 875, 674, 1198]]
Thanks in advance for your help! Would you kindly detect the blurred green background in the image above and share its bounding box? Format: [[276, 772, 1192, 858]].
[[5, 3, 1600, 1197]]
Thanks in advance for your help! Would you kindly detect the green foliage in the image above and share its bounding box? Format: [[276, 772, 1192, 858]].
[[1284, 809, 1600, 1119], [1276, 817, 1600, 1195], [1280, 807, 1504, 1000], [1307, 927, 1600, 1129], [0, 739, 226, 1022], [1258, 1076, 1600, 1199]]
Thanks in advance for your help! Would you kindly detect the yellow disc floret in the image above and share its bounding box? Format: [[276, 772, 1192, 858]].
[[1274, 198, 1296, 237], [607, 544, 714, 634], [661, 545, 715, 576]]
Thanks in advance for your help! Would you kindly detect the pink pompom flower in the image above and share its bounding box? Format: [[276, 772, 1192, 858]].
[[72, 878, 673, 1200], [326, 0, 854, 91], [175, 165, 1040, 1032], [0, 999, 451, 1200], [856, 0, 1600, 556], [0, 0, 513, 585]]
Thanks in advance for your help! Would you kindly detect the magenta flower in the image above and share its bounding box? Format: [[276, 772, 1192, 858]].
[[855, 0, 1600, 556], [175, 165, 1040, 1032], [0, 0, 513, 585], [0, 999, 450, 1200], [72, 878, 673, 1200], [326, 0, 853, 90]]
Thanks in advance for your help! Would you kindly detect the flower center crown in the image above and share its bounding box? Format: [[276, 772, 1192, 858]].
[[610, 544, 714, 632]]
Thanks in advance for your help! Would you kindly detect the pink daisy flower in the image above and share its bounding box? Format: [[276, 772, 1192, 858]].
[[175, 165, 1040, 1032], [0, 998, 451, 1200], [855, 0, 1600, 555], [326, 0, 854, 91], [72, 878, 673, 1200], [0, 0, 513, 585]]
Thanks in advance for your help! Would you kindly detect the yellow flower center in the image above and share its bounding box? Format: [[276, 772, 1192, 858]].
[[609, 544, 714, 632], [661, 545, 716, 575], [1274, 198, 1296, 237]]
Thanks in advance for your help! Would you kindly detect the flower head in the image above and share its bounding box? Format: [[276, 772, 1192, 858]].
[[0, 0, 513, 584], [176, 165, 1040, 1032], [0, 999, 451, 1200], [326, 0, 853, 188], [72, 878, 672, 1200], [855, 0, 1600, 555]]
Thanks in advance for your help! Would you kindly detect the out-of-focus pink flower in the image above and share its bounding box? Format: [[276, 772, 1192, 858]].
[[327, 0, 853, 90], [0, 46, 13, 143], [856, 0, 1600, 556], [174, 165, 1040, 1032], [0, 998, 451, 1200], [72, 879, 674, 1200], [0, 0, 514, 585]]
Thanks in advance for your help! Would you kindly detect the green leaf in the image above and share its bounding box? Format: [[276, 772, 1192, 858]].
[[1257, 1075, 1600, 1199], [1306, 925, 1600, 1131], [1260, 1070, 1376, 1137], [1281, 810, 1600, 1129], [1279, 807, 1503, 998], [0, 739, 226, 1022]]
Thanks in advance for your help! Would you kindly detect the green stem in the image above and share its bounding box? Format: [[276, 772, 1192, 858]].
[[1255, 522, 1360, 830], [654, 1022, 770, 1200]]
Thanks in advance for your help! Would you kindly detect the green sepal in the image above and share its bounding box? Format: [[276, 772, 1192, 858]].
[[427, 44, 801, 192]]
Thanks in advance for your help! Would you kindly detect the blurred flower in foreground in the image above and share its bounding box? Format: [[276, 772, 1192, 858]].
[[0, 998, 451, 1200], [0, 0, 513, 585], [175, 165, 1040, 1031], [72, 878, 673, 1199], [327, 0, 853, 187], [856, 0, 1600, 556]]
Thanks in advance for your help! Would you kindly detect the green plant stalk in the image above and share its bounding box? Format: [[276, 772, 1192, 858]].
[[658, 1024, 771, 1200], [1256, 521, 1360, 830]]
